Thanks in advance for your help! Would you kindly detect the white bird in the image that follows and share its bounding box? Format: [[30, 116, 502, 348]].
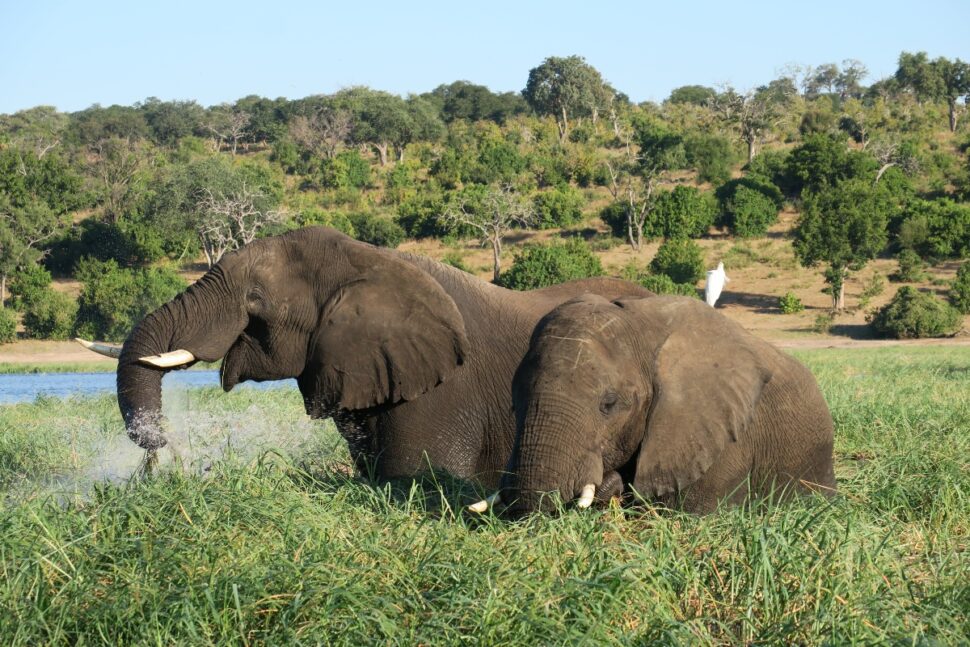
[[705, 261, 729, 307]]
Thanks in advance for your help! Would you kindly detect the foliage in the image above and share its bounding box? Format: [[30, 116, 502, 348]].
[[598, 201, 630, 239], [73, 258, 187, 342], [22, 288, 77, 340], [893, 249, 925, 282], [683, 133, 736, 184], [532, 185, 585, 229], [650, 238, 705, 284], [783, 133, 876, 197], [778, 291, 805, 314], [666, 85, 717, 106], [858, 273, 886, 309], [425, 81, 528, 124], [316, 150, 371, 189], [0, 307, 15, 343], [500, 237, 603, 290], [523, 55, 612, 140], [716, 176, 783, 237], [868, 286, 962, 339], [8, 263, 52, 310], [440, 251, 472, 273], [294, 208, 356, 237], [396, 185, 450, 238], [45, 219, 164, 274], [347, 213, 405, 248], [621, 264, 698, 297], [648, 185, 717, 239], [793, 179, 894, 309], [813, 312, 835, 334], [949, 263, 970, 314], [745, 149, 789, 190], [896, 198, 970, 259]]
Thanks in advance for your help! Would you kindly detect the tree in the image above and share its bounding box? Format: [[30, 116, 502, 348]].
[[523, 55, 613, 141], [895, 52, 970, 132], [205, 105, 251, 155], [425, 81, 527, 123], [442, 184, 535, 282], [138, 97, 205, 146], [90, 137, 146, 223], [333, 87, 414, 165], [793, 180, 893, 310], [288, 107, 353, 160], [0, 106, 67, 158], [666, 85, 717, 106], [0, 197, 67, 306], [67, 104, 150, 146], [500, 237, 603, 290], [195, 182, 284, 267], [712, 86, 786, 163]]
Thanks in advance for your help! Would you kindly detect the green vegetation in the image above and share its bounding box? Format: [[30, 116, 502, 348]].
[[0, 307, 15, 343], [893, 248, 926, 282], [0, 347, 966, 643], [868, 286, 963, 338], [0, 50, 968, 342], [778, 291, 805, 314], [650, 237, 705, 284], [500, 237, 603, 290], [950, 263, 970, 313]]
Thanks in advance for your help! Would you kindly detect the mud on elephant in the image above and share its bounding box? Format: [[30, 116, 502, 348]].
[[493, 294, 836, 515], [83, 227, 652, 488]]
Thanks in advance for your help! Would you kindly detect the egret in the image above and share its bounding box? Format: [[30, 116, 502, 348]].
[[705, 261, 729, 307]]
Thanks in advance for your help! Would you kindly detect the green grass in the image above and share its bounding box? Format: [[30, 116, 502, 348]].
[[0, 347, 967, 644]]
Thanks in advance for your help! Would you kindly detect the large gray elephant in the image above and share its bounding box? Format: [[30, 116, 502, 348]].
[[97, 227, 651, 488], [495, 294, 836, 515]]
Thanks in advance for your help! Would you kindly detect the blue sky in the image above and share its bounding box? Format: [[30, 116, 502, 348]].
[[1, 0, 967, 114]]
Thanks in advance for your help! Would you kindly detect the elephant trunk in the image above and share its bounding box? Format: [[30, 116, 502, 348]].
[[501, 398, 603, 516], [117, 267, 244, 449]]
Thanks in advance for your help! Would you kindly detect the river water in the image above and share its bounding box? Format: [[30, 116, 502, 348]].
[[0, 370, 297, 404]]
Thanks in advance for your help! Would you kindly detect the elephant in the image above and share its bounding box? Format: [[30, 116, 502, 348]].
[[92, 226, 652, 488], [492, 293, 836, 515]]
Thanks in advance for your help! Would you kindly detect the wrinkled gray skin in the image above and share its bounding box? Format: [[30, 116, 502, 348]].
[[117, 227, 651, 487], [501, 294, 836, 515]]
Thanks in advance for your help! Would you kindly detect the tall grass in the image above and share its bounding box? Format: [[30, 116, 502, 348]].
[[0, 347, 967, 644]]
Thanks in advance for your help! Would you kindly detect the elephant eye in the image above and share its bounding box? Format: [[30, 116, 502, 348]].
[[600, 392, 620, 415]]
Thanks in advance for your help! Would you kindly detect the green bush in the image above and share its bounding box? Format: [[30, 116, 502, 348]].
[[894, 249, 925, 282], [500, 238, 603, 290], [896, 198, 970, 259], [650, 238, 705, 285], [318, 151, 372, 190], [779, 292, 805, 314], [397, 186, 449, 238], [348, 213, 405, 248], [621, 265, 698, 297], [949, 263, 970, 314], [441, 251, 472, 273], [684, 134, 736, 185], [868, 286, 962, 339], [716, 176, 783, 238], [648, 186, 717, 239], [22, 289, 77, 340], [598, 202, 629, 240], [813, 312, 834, 334], [9, 264, 53, 310], [73, 258, 187, 342], [295, 208, 356, 237], [533, 185, 585, 229], [0, 308, 16, 344]]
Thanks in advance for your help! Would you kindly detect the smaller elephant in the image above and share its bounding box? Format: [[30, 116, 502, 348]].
[[492, 294, 836, 515]]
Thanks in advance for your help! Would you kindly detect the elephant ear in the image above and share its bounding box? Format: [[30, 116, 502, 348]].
[[618, 297, 771, 497], [309, 252, 468, 411]]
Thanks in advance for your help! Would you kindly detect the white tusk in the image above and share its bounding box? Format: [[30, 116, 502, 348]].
[[139, 349, 197, 368], [468, 491, 501, 514], [577, 484, 596, 509], [74, 338, 122, 359]]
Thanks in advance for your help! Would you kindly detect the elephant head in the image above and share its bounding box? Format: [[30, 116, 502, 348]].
[[112, 227, 468, 450], [499, 293, 777, 515]]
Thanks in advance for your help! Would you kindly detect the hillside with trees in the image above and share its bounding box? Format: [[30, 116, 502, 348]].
[[1, 52, 968, 345]]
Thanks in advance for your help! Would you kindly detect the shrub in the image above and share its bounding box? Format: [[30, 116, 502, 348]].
[[621, 265, 698, 297], [73, 258, 187, 342], [598, 202, 629, 240], [533, 185, 585, 229], [397, 186, 449, 238], [894, 249, 925, 282], [318, 150, 371, 190], [868, 287, 962, 339], [22, 289, 77, 340], [716, 177, 783, 237], [0, 308, 16, 344], [650, 238, 705, 285], [778, 292, 805, 314], [859, 273, 886, 309], [348, 213, 406, 248], [500, 238, 603, 290], [744, 150, 789, 193], [684, 134, 736, 185], [648, 186, 717, 239], [949, 263, 970, 314], [9, 264, 53, 310], [813, 313, 834, 334], [295, 208, 356, 237], [896, 198, 970, 259]]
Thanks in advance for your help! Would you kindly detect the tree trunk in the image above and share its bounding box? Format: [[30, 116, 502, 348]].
[[0, 275, 6, 307], [398, 147, 405, 162], [375, 142, 389, 166], [836, 281, 845, 311], [949, 100, 959, 133], [747, 137, 756, 164], [559, 105, 569, 142], [491, 236, 502, 283]]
